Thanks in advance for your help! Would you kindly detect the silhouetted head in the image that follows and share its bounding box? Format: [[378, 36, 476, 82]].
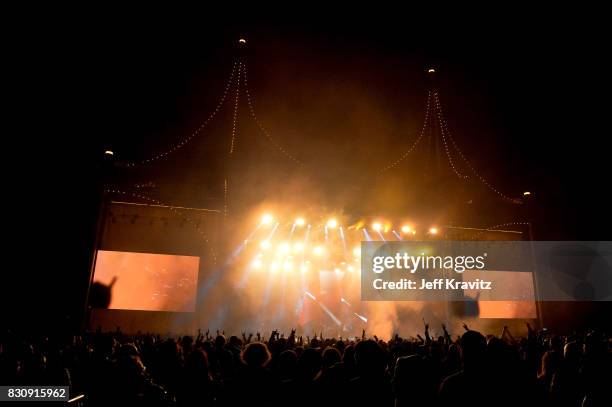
[[539, 350, 560, 379], [354, 339, 386, 376], [297, 348, 322, 380], [185, 349, 210, 378], [277, 349, 298, 379], [563, 341, 580, 365], [215, 335, 226, 349], [394, 354, 423, 383], [460, 330, 486, 369], [342, 344, 355, 367], [241, 342, 271, 368], [322, 346, 341, 369]]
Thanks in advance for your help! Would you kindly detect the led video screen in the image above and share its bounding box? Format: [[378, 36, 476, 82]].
[[93, 250, 199, 312], [467, 270, 537, 319]]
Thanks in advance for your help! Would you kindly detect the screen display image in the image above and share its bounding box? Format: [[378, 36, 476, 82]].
[[464, 270, 537, 319], [93, 250, 200, 312]]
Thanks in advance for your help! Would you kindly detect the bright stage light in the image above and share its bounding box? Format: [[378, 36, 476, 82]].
[[347, 265, 354, 272], [400, 225, 411, 234], [313, 246, 324, 256], [372, 222, 383, 232], [412, 230, 417, 235], [270, 262, 279, 272], [261, 214, 273, 224], [428, 68, 436, 73], [251, 259, 263, 269], [283, 261, 293, 271], [334, 268, 341, 273], [353, 247, 361, 257], [104, 150, 114, 156], [260, 240, 271, 250], [238, 38, 247, 44], [293, 242, 304, 253], [523, 191, 532, 196], [295, 217, 305, 226], [300, 263, 308, 273], [428, 227, 439, 235], [278, 242, 290, 254], [327, 218, 338, 229]]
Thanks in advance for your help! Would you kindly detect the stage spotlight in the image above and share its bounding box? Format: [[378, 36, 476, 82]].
[[428, 68, 436, 73], [347, 265, 354, 272], [313, 246, 324, 256], [252, 259, 263, 269], [523, 191, 532, 196], [327, 218, 338, 229], [300, 263, 309, 273], [238, 38, 247, 44], [260, 240, 271, 250], [372, 222, 382, 232], [295, 217, 306, 226], [428, 227, 439, 235], [104, 150, 114, 156], [293, 242, 304, 253], [283, 261, 293, 271], [261, 214, 273, 224], [278, 242, 290, 254], [270, 262, 279, 272], [401, 225, 411, 234], [353, 246, 361, 258], [334, 268, 341, 273]]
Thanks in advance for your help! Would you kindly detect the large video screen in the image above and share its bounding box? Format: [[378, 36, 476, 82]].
[[465, 270, 537, 319], [93, 250, 200, 312]]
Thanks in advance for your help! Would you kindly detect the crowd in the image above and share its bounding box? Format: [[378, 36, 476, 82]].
[[1, 323, 609, 406]]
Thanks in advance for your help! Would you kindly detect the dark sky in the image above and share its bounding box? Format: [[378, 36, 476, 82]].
[[8, 15, 610, 328]]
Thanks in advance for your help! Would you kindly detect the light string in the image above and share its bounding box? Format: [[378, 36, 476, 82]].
[[104, 189, 218, 264], [433, 91, 521, 204], [242, 61, 304, 166], [378, 90, 432, 174], [125, 60, 238, 167]]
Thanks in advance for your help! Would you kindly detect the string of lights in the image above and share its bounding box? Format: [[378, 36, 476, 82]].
[[242, 61, 304, 166], [229, 62, 242, 154], [104, 189, 218, 264], [484, 221, 531, 230], [434, 91, 468, 179], [224, 178, 229, 218], [472, 221, 531, 239], [125, 60, 239, 167], [433, 91, 521, 204], [378, 90, 432, 174]]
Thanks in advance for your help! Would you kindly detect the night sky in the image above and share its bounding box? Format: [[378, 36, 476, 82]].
[[8, 15, 610, 329]]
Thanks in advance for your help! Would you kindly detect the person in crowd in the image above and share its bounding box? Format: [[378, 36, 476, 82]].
[[1, 323, 610, 407]]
